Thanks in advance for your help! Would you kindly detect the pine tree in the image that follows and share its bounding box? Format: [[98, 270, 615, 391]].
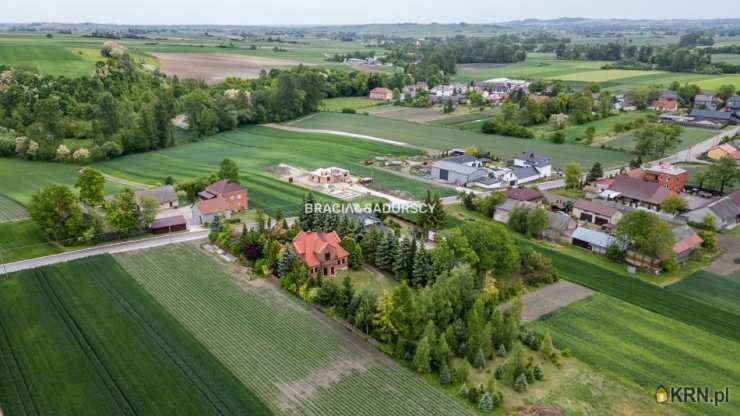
[[439, 361, 451, 385], [277, 250, 295, 277], [457, 383, 469, 398], [497, 343, 507, 357], [474, 346, 486, 369], [392, 238, 409, 279], [435, 334, 451, 367], [411, 247, 432, 287], [541, 332, 554, 359], [375, 234, 391, 269], [406, 238, 417, 278], [514, 373, 528, 393], [479, 392, 494, 413], [413, 336, 432, 373], [300, 193, 316, 230], [534, 364, 544, 381]]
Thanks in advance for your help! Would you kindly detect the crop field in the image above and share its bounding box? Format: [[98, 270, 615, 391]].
[[600, 125, 717, 152], [711, 53, 740, 65], [0, 158, 125, 207], [452, 53, 734, 91], [667, 270, 740, 315], [516, 239, 740, 344], [290, 112, 635, 169], [364, 105, 454, 123], [94, 126, 452, 215], [0, 194, 28, 222], [528, 111, 653, 142], [0, 255, 269, 415], [531, 294, 740, 416], [320, 97, 382, 112], [114, 244, 469, 416]]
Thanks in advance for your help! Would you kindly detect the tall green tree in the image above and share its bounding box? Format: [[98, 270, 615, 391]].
[[218, 158, 240, 183], [615, 211, 674, 260], [418, 191, 446, 235], [29, 184, 85, 241], [705, 156, 740, 193], [106, 188, 142, 235], [564, 163, 583, 190], [75, 168, 106, 206]]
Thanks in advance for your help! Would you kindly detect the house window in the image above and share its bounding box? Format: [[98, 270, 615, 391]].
[[230, 195, 235, 200], [324, 267, 328, 276], [331, 267, 334, 275], [325, 252, 331, 261], [237, 195, 241, 199]]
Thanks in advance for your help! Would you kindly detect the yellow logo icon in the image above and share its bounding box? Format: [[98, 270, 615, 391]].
[[656, 386, 669, 403]]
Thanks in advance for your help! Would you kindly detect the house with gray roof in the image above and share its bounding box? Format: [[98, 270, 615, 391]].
[[431, 156, 489, 186], [683, 190, 740, 230], [135, 185, 178, 211], [694, 93, 720, 111], [512, 151, 552, 184], [687, 109, 740, 125], [571, 226, 620, 254], [726, 95, 740, 112]]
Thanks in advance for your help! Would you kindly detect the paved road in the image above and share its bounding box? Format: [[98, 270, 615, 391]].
[[658, 126, 740, 164], [0, 229, 209, 275], [704, 234, 740, 276]]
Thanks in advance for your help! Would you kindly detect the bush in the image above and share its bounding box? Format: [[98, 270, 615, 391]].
[[457, 383, 470, 398], [341, 108, 357, 114], [534, 364, 544, 381]]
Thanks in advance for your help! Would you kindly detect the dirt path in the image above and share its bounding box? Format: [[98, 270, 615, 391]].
[[265, 123, 428, 150], [506, 280, 596, 323], [704, 234, 740, 276]]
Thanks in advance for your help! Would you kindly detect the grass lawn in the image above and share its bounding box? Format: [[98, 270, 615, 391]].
[[711, 53, 740, 65], [115, 244, 469, 416], [695, 74, 740, 91], [666, 270, 740, 315], [0, 255, 269, 415], [0, 158, 125, 207], [94, 126, 452, 216], [601, 126, 718, 152], [320, 97, 382, 112], [336, 268, 398, 297], [0, 220, 62, 263], [530, 294, 740, 416], [290, 112, 634, 169], [528, 111, 653, 143]]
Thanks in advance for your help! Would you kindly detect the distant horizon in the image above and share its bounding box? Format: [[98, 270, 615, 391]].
[[1, 0, 738, 27]]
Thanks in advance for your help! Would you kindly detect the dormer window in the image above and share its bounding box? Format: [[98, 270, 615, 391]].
[[325, 252, 331, 261]]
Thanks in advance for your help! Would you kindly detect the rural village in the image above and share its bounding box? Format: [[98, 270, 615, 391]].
[[0, 11, 739, 416]]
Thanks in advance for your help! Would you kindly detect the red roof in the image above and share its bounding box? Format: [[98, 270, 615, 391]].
[[650, 98, 678, 110], [370, 87, 392, 94], [673, 234, 703, 254], [507, 187, 543, 202], [609, 175, 673, 205], [292, 231, 349, 268], [732, 150, 740, 160], [206, 179, 245, 195], [195, 197, 229, 215], [729, 190, 740, 206], [715, 144, 737, 154], [624, 168, 646, 180]]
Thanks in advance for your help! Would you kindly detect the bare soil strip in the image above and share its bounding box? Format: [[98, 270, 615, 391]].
[[152, 53, 301, 83], [513, 280, 596, 323]]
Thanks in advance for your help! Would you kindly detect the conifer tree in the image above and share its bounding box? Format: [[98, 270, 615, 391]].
[[413, 335, 432, 373], [479, 392, 494, 413], [439, 361, 451, 385]]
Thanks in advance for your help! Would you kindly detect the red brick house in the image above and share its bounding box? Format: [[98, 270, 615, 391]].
[[649, 98, 679, 112], [644, 163, 688, 193], [198, 179, 248, 211], [369, 87, 393, 101], [291, 231, 349, 276]]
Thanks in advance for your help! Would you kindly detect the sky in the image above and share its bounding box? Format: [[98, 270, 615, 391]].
[[0, 0, 737, 25]]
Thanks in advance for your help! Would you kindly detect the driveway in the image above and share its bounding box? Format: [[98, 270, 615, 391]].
[[704, 233, 740, 276], [504, 280, 596, 323], [0, 228, 209, 275]]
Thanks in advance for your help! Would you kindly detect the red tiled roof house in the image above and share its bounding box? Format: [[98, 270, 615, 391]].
[[291, 231, 349, 276], [192, 179, 248, 225], [369, 87, 394, 101]]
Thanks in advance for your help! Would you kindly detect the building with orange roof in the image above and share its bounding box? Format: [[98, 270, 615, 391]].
[[291, 231, 349, 276], [707, 143, 738, 161]]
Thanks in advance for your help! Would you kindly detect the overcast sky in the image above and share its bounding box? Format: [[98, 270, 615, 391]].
[[1, 0, 737, 25]]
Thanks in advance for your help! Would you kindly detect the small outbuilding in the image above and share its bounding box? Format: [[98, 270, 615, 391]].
[[149, 215, 187, 234]]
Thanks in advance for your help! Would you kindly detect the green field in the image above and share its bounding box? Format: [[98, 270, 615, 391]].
[[531, 294, 740, 416], [0, 220, 62, 263], [453, 53, 736, 91], [0, 255, 269, 415], [516, 238, 740, 344], [320, 97, 382, 112], [0, 194, 28, 222], [335, 269, 398, 297], [94, 126, 452, 215], [115, 244, 469, 416], [600, 126, 718, 152], [290, 112, 635, 169], [667, 270, 740, 315], [711, 53, 740, 65], [0, 158, 125, 207]]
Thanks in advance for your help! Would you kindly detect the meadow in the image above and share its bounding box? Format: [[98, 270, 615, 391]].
[[95, 126, 452, 215], [0, 158, 125, 207], [320, 97, 382, 112], [679, 162, 740, 193], [0, 220, 62, 263], [0, 194, 27, 222], [531, 294, 740, 416], [600, 125, 718, 152], [115, 244, 469, 416], [290, 112, 635, 169], [0, 255, 269, 415], [666, 270, 740, 315]]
